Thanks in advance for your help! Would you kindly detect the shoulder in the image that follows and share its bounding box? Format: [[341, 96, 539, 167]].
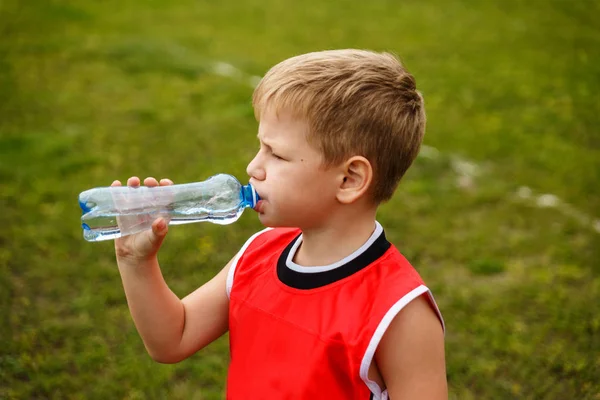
[[377, 293, 445, 350], [372, 246, 445, 364], [361, 240, 446, 397], [364, 244, 435, 312], [375, 293, 447, 399]]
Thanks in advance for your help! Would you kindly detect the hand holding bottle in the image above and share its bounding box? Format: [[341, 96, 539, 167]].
[[79, 173, 259, 243], [111, 176, 173, 264]]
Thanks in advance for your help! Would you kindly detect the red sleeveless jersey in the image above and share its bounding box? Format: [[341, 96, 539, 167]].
[[226, 224, 444, 400]]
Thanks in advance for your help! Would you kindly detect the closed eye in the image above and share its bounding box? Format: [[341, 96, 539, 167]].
[[258, 139, 285, 161]]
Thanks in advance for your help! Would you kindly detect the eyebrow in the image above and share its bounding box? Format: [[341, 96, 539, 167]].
[[257, 133, 276, 149]]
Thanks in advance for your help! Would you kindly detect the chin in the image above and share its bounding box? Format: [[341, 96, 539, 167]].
[[257, 213, 275, 227]]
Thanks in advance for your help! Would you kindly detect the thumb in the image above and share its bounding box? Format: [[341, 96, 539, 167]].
[[148, 217, 169, 248]]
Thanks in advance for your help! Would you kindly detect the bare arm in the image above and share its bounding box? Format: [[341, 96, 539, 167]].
[[375, 294, 447, 399], [117, 255, 232, 363], [114, 176, 232, 363]]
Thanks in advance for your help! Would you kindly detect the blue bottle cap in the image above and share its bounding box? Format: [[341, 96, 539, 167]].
[[242, 184, 260, 208]]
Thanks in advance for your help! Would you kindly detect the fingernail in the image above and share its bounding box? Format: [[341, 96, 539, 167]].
[[159, 219, 167, 231]]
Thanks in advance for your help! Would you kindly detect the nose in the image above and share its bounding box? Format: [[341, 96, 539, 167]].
[[246, 152, 266, 181]]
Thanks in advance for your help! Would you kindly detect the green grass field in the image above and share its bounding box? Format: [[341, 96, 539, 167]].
[[1, 0, 599, 398]]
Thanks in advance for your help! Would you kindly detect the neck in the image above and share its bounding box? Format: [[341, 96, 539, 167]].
[[294, 206, 378, 267]]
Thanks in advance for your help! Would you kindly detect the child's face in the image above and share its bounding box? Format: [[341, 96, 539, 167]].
[[247, 109, 341, 229]]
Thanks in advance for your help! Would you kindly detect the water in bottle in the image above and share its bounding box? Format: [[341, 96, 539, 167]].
[[79, 174, 259, 242]]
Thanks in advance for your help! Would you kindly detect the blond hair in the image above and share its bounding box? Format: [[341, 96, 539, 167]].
[[253, 49, 426, 203]]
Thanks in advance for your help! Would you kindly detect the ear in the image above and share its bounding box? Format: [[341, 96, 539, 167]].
[[336, 156, 373, 204]]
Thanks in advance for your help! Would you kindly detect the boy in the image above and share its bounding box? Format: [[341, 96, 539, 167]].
[[112, 49, 447, 399]]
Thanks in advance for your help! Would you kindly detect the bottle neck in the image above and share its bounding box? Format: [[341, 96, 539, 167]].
[[241, 184, 260, 208]]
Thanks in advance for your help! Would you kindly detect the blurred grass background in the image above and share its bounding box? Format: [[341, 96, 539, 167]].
[[1, 0, 599, 398]]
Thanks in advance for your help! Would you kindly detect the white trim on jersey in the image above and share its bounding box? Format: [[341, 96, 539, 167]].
[[285, 221, 383, 273], [226, 228, 273, 298], [359, 285, 445, 399]]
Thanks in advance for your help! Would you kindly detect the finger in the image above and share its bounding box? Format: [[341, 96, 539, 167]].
[[153, 217, 168, 234], [111, 180, 122, 187], [127, 176, 140, 187], [159, 178, 174, 186], [149, 217, 169, 246], [144, 177, 159, 187]]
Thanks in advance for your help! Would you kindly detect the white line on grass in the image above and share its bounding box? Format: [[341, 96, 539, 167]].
[[211, 62, 261, 87], [419, 145, 600, 234]]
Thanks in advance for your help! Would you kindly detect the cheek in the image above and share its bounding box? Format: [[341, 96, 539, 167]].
[[266, 164, 334, 204], [267, 164, 299, 185]]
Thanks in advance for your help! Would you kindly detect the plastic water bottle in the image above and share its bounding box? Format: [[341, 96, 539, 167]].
[[79, 174, 259, 242]]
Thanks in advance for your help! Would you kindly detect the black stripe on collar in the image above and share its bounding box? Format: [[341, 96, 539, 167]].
[[277, 230, 391, 290]]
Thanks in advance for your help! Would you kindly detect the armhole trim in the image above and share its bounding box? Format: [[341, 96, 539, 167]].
[[359, 284, 445, 399], [226, 228, 273, 298]]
